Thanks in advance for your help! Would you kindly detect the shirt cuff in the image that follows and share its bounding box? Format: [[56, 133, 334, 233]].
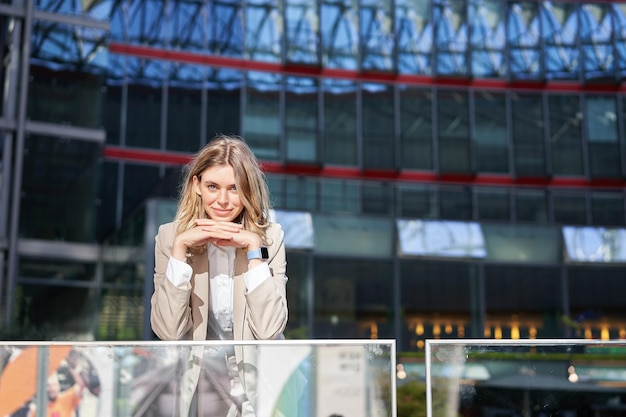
[[245, 262, 271, 292], [166, 257, 193, 288]]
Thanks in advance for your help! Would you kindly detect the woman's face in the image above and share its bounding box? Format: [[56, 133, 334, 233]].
[[193, 164, 244, 222]]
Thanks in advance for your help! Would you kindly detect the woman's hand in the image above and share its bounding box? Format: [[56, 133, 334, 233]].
[[171, 219, 244, 260]]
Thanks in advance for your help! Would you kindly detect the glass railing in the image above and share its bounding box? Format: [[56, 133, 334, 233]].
[[0, 339, 396, 417], [425, 339, 626, 417]]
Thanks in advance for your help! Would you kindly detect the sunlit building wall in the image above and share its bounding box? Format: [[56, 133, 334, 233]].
[[0, 1, 625, 351]]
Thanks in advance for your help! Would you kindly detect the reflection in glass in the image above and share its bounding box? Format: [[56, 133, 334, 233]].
[[580, 3, 614, 80], [482, 223, 560, 263], [244, 71, 281, 160], [399, 86, 433, 170], [469, 0, 505, 77], [246, 0, 281, 62], [314, 213, 393, 257], [126, 64, 165, 147], [36, 0, 115, 22], [563, 226, 626, 263], [437, 90, 470, 173], [511, 93, 545, 176], [548, 94, 582, 176], [321, 0, 358, 69], [434, 0, 468, 76], [270, 209, 315, 249], [615, 5, 626, 77], [285, 76, 318, 162], [542, 2, 579, 80], [397, 219, 486, 258], [396, 0, 432, 75], [285, 0, 319, 64], [587, 95, 620, 178], [210, 0, 244, 56], [507, 2, 541, 79], [170, 1, 209, 52], [360, 0, 394, 71], [126, 0, 169, 47], [362, 83, 394, 169]]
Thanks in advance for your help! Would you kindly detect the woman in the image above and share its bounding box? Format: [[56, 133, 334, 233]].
[[150, 135, 288, 416]]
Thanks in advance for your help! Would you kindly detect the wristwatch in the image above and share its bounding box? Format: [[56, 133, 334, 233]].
[[247, 247, 269, 261]]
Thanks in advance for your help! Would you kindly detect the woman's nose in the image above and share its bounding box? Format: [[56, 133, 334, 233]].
[[217, 189, 229, 204]]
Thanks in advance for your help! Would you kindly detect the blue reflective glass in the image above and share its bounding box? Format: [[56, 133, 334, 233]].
[[126, 0, 168, 47], [434, 0, 468, 75], [321, 0, 358, 69], [246, 0, 281, 62], [469, 0, 505, 77], [580, 4, 614, 80], [171, 1, 209, 52], [396, 0, 433, 75], [507, 2, 541, 79], [285, 0, 319, 64], [615, 5, 626, 78], [210, 0, 244, 56], [542, 3, 579, 80], [360, 0, 394, 71], [35, 0, 115, 22]]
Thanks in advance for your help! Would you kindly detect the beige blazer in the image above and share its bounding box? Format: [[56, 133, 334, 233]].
[[150, 221, 288, 415]]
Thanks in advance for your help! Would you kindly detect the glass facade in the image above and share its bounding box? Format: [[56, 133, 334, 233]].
[[0, 0, 625, 354]]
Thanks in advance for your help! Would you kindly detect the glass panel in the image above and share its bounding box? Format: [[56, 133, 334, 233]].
[[482, 223, 561, 263], [20, 136, 100, 242], [271, 209, 315, 249], [396, 0, 433, 75], [398, 184, 437, 218], [591, 193, 625, 227], [569, 267, 626, 339], [171, 0, 209, 53], [285, 0, 319, 64], [360, 0, 394, 71], [122, 164, 160, 221], [548, 94, 583, 176], [616, 5, 626, 78], [103, 81, 122, 145], [126, 60, 166, 148], [515, 189, 548, 223], [285, 76, 318, 163], [362, 181, 393, 215], [314, 258, 395, 338], [438, 90, 470, 173], [35, 0, 115, 21], [127, 0, 169, 47], [426, 340, 626, 417], [440, 186, 472, 220], [0, 341, 395, 417], [167, 65, 203, 153], [283, 252, 311, 338], [469, 0, 505, 78], [434, 0, 468, 76], [96, 162, 119, 241], [476, 187, 510, 221], [401, 260, 477, 351], [16, 282, 98, 338], [321, 0, 358, 69], [485, 265, 562, 338], [31, 20, 109, 72], [320, 179, 359, 213], [284, 176, 318, 211], [28, 63, 106, 129], [399, 86, 433, 170], [563, 226, 626, 263], [580, 3, 614, 81], [245, 0, 281, 62], [512, 93, 546, 176], [507, 2, 541, 79], [553, 192, 587, 225], [323, 79, 357, 165], [362, 83, 394, 169], [243, 71, 281, 160], [100, 262, 143, 339], [397, 219, 486, 258], [474, 91, 508, 173], [206, 68, 242, 139], [542, 2, 579, 80], [210, 0, 244, 56], [313, 213, 393, 257], [588, 96, 620, 178], [0, 135, 5, 239]]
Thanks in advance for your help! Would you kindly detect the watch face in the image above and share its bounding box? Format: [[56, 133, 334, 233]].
[[261, 247, 269, 259]]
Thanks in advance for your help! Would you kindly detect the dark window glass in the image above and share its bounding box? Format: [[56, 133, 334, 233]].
[[485, 265, 562, 338], [440, 186, 472, 220], [28, 65, 105, 129], [21, 136, 100, 242], [206, 69, 242, 140], [400, 260, 478, 351], [126, 75, 164, 148], [591, 193, 625, 227], [568, 266, 626, 339], [286, 76, 318, 163], [515, 190, 548, 223], [122, 164, 161, 221], [548, 94, 583, 175], [313, 258, 394, 339], [362, 83, 395, 169], [320, 179, 359, 213], [244, 72, 281, 160], [587, 95, 620, 178], [474, 91, 508, 173], [266, 175, 284, 208], [167, 80, 202, 153], [97, 161, 120, 242], [476, 188, 510, 221], [399, 86, 433, 170], [323, 79, 357, 165], [399, 185, 437, 218], [103, 83, 122, 145], [438, 90, 470, 173], [553, 192, 587, 225], [285, 176, 318, 211], [512, 93, 546, 176], [362, 181, 392, 215]]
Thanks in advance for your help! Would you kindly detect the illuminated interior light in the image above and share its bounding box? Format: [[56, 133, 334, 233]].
[[445, 323, 452, 334], [511, 325, 520, 340], [529, 327, 537, 339], [601, 326, 609, 341], [417, 340, 425, 349], [457, 324, 465, 338], [416, 323, 424, 335], [433, 323, 441, 337], [484, 327, 491, 337], [584, 327, 592, 339], [495, 326, 502, 339]]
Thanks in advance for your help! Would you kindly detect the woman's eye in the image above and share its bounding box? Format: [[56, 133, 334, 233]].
[[230, 186, 237, 192], [207, 184, 217, 190]]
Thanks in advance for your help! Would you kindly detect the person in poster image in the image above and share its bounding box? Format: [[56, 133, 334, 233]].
[[150, 135, 288, 416]]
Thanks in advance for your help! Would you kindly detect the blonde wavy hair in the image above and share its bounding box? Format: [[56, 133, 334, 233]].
[[175, 135, 272, 254]]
